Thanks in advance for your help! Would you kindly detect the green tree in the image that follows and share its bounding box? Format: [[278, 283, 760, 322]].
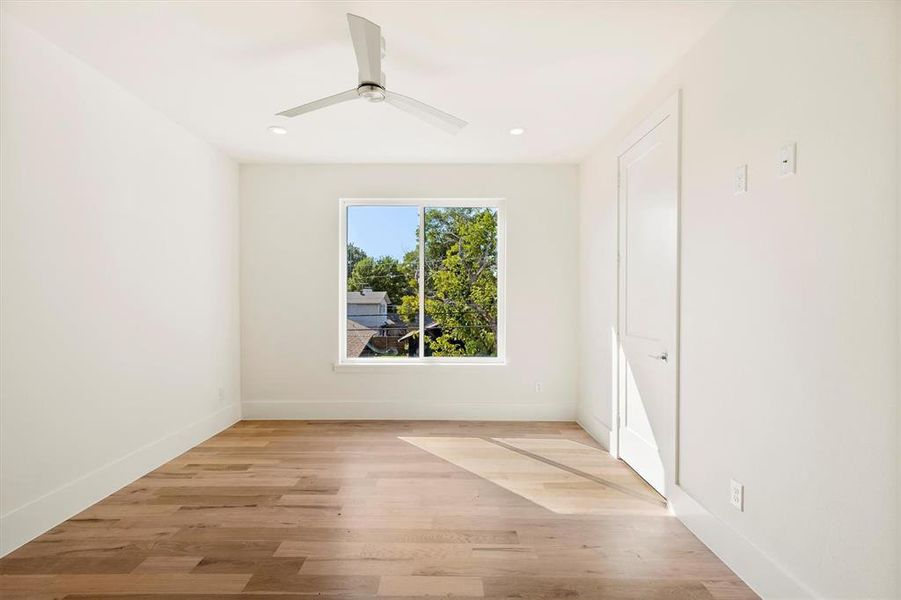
[[398, 208, 497, 356], [346, 242, 367, 275], [347, 255, 416, 308]]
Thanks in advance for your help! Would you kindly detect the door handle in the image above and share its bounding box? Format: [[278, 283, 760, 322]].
[[648, 352, 668, 362]]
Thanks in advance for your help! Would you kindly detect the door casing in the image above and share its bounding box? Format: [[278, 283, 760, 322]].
[[612, 91, 682, 495]]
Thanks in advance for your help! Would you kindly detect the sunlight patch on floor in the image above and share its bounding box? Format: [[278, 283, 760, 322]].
[[494, 437, 664, 504], [400, 437, 666, 515]]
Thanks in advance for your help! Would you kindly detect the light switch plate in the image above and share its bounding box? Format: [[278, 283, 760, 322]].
[[734, 164, 748, 195], [730, 479, 744, 511], [779, 142, 796, 177]]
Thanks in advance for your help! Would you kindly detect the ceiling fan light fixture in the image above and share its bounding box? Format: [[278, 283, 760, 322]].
[[268, 125, 288, 135]]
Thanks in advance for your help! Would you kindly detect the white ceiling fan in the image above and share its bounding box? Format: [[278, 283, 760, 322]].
[[276, 14, 467, 134]]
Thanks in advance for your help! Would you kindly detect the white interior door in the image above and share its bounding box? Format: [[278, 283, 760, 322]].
[[616, 95, 679, 498]]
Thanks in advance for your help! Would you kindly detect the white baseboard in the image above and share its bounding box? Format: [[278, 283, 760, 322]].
[[0, 403, 241, 557], [576, 411, 611, 451], [669, 485, 817, 599], [242, 399, 576, 421]]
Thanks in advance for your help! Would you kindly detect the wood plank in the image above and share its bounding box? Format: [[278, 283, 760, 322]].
[[170, 526, 518, 545], [242, 573, 379, 593], [132, 556, 203, 573], [0, 574, 250, 593], [482, 576, 715, 599], [378, 575, 484, 596], [0, 555, 144, 575]]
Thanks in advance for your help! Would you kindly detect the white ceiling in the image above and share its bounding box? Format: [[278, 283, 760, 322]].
[[3, 1, 731, 163]]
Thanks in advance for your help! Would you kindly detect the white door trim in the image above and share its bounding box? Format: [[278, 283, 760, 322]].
[[613, 90, 682, 490]]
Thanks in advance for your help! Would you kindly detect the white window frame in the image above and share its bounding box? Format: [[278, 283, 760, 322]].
[[338, 197, 506, 367]]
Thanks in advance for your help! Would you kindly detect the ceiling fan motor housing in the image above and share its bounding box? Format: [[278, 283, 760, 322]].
[[357, 84, 386, 102]]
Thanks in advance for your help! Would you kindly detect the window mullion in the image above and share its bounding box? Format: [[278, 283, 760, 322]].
[[417, 205, 425, 359]]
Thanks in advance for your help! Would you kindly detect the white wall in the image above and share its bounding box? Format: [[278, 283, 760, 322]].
[[0, 16, 241, 555], [578, 2, 899, 598], [241, 164, 578, 420]]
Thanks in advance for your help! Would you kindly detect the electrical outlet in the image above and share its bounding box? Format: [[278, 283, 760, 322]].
[[535, 382, 542, 393], [734, 164, 748, 195], [778, 142, 796, 177], [218, 387, 226, 406], [730, 479, 744, 511]]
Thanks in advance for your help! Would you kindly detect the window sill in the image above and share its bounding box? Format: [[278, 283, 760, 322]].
[[334, 360, 507, 373]]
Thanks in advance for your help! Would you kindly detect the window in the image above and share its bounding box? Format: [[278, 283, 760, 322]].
[[339, 198, 505, 364]]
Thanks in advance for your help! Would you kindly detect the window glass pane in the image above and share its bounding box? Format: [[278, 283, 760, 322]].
[[346, 206, 419, 359], [423, 207, 498, 357]]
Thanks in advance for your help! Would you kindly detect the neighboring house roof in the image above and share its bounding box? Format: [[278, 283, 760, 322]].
[[346, 318, 377, 357], [347, 290, 390, 305]]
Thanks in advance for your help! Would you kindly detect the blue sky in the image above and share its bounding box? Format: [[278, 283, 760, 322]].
[[347, 206, 418, 260]]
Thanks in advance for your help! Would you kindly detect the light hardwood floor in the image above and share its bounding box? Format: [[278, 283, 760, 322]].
[[0, 421, 757, 599]]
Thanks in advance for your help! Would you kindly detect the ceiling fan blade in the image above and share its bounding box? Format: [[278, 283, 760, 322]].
[[276, 89, 358, 118], [385, 92, 467, 134], [347, 13, 384, 86]]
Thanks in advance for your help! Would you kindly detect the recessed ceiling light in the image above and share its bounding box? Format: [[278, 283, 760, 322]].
[[268, 126, 288, 135], [509, 127, 525, 136]]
